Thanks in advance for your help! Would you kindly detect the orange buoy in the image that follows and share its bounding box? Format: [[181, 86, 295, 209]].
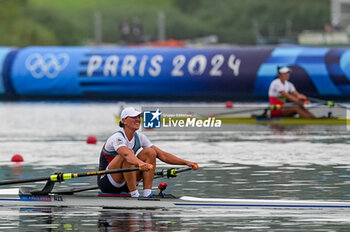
[[86, 136, 98, 144], [225, 101, 233, 108], [11, 154, 24, 163]]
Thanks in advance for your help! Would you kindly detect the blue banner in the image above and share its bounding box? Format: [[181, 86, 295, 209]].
[[254, 47, 347, 97], [78, 47, 272, 98], [7, 46, 350, 100], [11, 47, 87, 96], [0, 47, 13, 95]]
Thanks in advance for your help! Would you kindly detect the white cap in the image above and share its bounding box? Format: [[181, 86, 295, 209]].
[[278, 66, 292, 74], [120, 107, 141, 119]]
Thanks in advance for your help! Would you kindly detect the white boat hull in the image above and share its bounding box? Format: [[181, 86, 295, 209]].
[[0, 188, 350, 209]]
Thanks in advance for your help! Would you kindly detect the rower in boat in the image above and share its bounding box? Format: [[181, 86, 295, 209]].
[[268, 66, 315, 118], [98, 107, 198, 198]]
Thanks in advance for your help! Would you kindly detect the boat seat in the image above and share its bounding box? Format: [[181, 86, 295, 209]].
[[98, 192, 131, 197]]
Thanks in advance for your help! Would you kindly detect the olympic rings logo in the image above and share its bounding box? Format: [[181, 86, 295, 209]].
[[25, 53, 70, 79]]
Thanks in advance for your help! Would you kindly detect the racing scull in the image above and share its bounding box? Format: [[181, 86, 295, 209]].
[[0, 188, 350, 209]]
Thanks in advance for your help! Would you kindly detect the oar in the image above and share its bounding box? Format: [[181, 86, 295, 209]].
[[308, 97, 349, 110], [0, 167, 143, 186], [53, 167, 195, 195]]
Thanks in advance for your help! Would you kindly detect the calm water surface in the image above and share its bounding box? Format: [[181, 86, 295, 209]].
[[0, 102, 349, 231]]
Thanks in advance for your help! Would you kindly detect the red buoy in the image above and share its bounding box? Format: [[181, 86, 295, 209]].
[[86, 136, 98, 144], [11, 154, 24, 163], [225, 101, 233, 108]]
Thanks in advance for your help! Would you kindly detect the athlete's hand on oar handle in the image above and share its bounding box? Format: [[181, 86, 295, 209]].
[[298, 95, 310, 105], [300, 100, 311, 105], [186, 162, 199, 170], [139, 162, 153, 171]]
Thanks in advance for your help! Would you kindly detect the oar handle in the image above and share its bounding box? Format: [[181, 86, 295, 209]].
[[174, 167, 194, 174]]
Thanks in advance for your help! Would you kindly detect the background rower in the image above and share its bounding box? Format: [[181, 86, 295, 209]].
[[268, 66, 315, 118]]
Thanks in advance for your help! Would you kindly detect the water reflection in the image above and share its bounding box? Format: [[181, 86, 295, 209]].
[[11, 164, 23, 179], [99, 210, 161, 231], [2, 207, 184, 231], [14, 207, 97, 231]]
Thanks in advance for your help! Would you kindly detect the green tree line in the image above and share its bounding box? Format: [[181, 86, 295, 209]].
[[0, 0, 330, 46]]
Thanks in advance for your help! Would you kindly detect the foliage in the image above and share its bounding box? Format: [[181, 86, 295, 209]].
[[172, 0, 330, 44], [0, 0, 330, 46]]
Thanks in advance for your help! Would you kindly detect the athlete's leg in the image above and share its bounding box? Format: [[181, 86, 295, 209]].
[[281, 106, 298, 117], [137, 147, 157, 190], [108, 155, 138, 192], [282, 106, 315, 118], [298, 107, 316, 118]]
